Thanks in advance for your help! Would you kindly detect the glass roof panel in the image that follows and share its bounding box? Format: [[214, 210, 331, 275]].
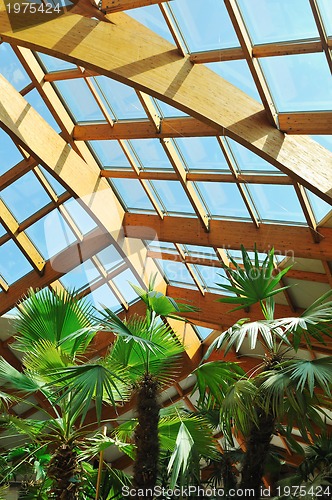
[[156, 259, 196, 287], [63, 199, 97, 235], [155, 99, 188, 118], [96, 245, 123, 274], [260, 53, 332, 112], [207, 60, 261, 102], [87, 284, 121, 314], [1, 172, 51, 223], [26, 89, 61, 132], [25, 210, 77, 259], [183, 244, 218, 260], [318, 0, 332, 35], [112, 268, 142, 303], [54, 80, 106, 122], [306, 190, 332, 223], [38, 166, 67, 196], [195, 264, 230, 293], [149, 180, 195, 214], [311, 135, 332, 153], [0, 240, 33, 284], [0, 43, 30, 91], [60, 260, 100, 292], [93, 76, 147, 120], [111, 179, 155, 212], [0, 224, 5, 237], [237, 0, 319, 44], [0, 130, 24, 176], [127, 4, 174, 43], [175, 137, 229, 171], [169, 0, 239, 52], [130, 139, 172, 170], [194, 325, 213, 340], [37, 52, 76, 72], [196, 182, 251, 219], [89, 140, 132, 169], [247, 184, 306, 223], [146, 240, 177, 252], [226, 138, 281, 172]]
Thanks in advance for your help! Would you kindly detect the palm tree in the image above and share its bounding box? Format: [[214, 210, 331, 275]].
[[0, 287, 144, 498], [92, 277, 198, 498], [193, 246, 332, 499]]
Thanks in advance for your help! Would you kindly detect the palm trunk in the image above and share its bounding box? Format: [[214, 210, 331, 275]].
[[239, 410, 275, 499], [48, 443, 81, 499], [133, 372, 160, 499]]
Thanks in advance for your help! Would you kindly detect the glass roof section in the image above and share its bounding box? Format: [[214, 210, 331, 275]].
[[237, 0, 319, 44], [0, 0, 331, 361], [260, 53, 332, 112], [169, 0, 239, 52]]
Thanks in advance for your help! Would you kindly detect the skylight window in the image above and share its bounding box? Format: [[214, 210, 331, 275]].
[[156, 259, 196, 287], [196, 182, 251, 219], [87, 284, 122, 314], [317, 0, 332, 35], [54, 80, 106, 122], [63, 199, 97, 235], [149, 180, 195, 215], [130, 139, 172, 170], [127, 4, 174, 44], [0, 43, 30, 91], [89, 140, 132, 169], [111, 178, 156, 212], [0, 240, 33, 284], [175, 137, 229, 171], [60, 260, 100, 292], [237, 0, 319, 44], [207, 60, 261, 102], [0, 130, 24, 176], [112, 269, 142, 303], [37, 52, 76, 73], [247, 184, 306, 223], [226, 138, 282, 173], [1, 172, 51, 223], [260, 53, 332, 112], [96, 245, 123, 274], [169, 0, 239, 52], [25, 89, 61, 132]]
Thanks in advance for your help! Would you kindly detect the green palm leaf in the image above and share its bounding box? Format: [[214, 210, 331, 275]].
[[282, 357, 332, 397], [13, 288, 95, 357], [0, 357, 41, 393], [216, 246, 291, 311]]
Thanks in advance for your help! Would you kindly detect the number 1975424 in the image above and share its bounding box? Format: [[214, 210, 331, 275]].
[[6, 3, 61, 13]]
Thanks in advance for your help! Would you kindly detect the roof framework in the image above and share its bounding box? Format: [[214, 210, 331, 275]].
[[0, 0, 332, 469]]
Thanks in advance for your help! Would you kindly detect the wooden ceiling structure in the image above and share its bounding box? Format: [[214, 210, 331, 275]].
[[0, 0, 332, 470]]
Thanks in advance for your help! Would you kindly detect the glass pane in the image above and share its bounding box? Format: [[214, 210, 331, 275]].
[[238, 0, 318, 44], [0, 224, 5, 237], [196, 182, 251, 218], [170, 0, 239, 52], [0, 240, 33, 284], [0, 130, 24, 176], [112, 269, 142, 303], [97, 245, 123, 274], [247, 184, 306, 223], [207, 60, 261, 102], [155, 99, 188, 118], [306, 190, 332, 223], [55, 80, 105, 122], [38, 166, 67, 196], [318, 0, 332, 35], [127, 4, 174, 43], [63, 199, 97, 235], [0, 43, 30, 91], [25, 89, 60, 132], [150, 180, 195, 214], [195, 264, 229, 292], [111, 179, 155, 211], [1, 172, 51, 222], [87, 284, 121, 313], [184, 244, 218, 260], [26, 210, 77, 259], [227, 138, 281, 172], [60, 260, 100, 292], [90, 140, 132, 168], [156, 259, 196, 286], [94, 76, 147, 120], [175, 137, 229, 171], [130, 139, 172, 170], [195, 325, 213, 340], [311, 135, 332, 153], [260, 53, 332, 112], [37, 53, 76, 72]]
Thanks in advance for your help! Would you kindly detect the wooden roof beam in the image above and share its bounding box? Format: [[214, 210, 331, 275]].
[[279, 112, 332, 135], [0, 7, 331, 202], [124, 213, 332, 261], [73, 117, 218, 141], [100, 0, 170, 14], [309, 0, 332, 73]]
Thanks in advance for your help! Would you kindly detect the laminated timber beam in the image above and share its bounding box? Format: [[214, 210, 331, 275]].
[[0, 6, 331, 203], [73, 117, 218, 141], [100, 0, 170, 14], [123, 213, 332, 261]]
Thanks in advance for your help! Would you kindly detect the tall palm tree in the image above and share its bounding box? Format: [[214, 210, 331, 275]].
[[193, 247, 332, 498]]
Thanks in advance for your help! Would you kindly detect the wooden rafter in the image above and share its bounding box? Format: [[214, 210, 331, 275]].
[[279, 112, 332, 135], [0, 7, 331, 202], [100, 0, 169, 14], [123, 213, 332, 260]]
